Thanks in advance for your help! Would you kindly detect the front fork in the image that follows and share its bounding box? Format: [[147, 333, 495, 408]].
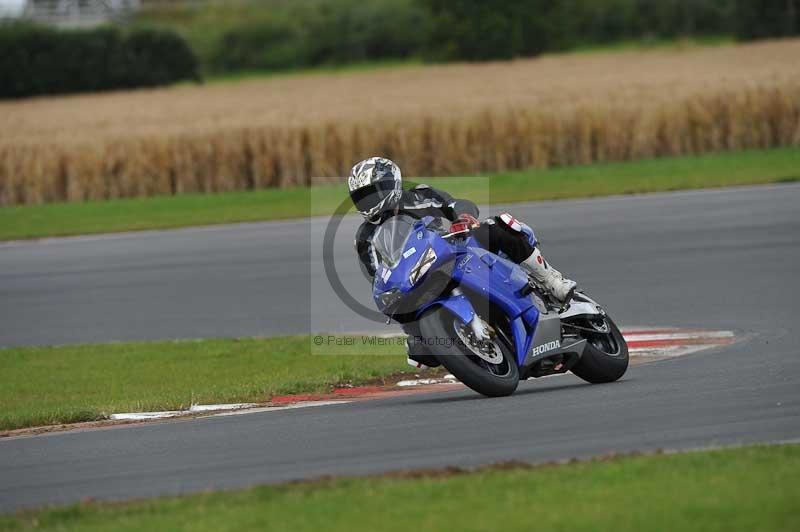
[[438, 288, 493, 338], [417, 287, 500, 349]]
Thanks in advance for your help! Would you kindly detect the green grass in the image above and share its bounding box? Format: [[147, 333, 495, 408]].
[[0, 335, 408, 431], [2, 148, 798, 241], [2, 444, 798, 531]]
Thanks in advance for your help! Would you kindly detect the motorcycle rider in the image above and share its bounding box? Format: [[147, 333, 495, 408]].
[[349, 156, 577, 368]]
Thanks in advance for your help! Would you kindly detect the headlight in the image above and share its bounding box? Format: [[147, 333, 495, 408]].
[[409, 247, 437, 286]]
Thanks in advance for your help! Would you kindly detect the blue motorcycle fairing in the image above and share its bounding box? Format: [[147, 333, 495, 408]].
[[372, 217, 543, 367], [452, 247, 538, 323], [372, 245, 456, 295], [415, 291, 475, 325], [372, 218, 456, 313], [449, 247, 540, 365]]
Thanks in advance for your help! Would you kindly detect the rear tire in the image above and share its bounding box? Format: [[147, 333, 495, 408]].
[[418, 308, 519, 397], [570, 317, 628, 384]]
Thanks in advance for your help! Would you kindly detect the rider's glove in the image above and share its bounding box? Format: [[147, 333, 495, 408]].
[[457, 213, 480, 228]]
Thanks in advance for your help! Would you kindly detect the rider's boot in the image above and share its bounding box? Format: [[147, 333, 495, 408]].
[[521, 247, 577, 303]]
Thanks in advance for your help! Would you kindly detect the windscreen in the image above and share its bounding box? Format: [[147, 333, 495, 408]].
[[372, 214, 417, 269]]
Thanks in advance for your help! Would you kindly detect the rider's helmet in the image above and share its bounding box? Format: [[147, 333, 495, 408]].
[[348, 157, 402, 223]]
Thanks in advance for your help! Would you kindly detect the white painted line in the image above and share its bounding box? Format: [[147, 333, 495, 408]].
[[110, 411, 186, 421], [397, 377, 458, 387], [189, 403, 259, 412], [211, 400, 352, 417], [111, 401, 351, 421]]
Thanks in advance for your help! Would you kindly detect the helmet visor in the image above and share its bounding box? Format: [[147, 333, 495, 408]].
[[350, 180, 397, 214]]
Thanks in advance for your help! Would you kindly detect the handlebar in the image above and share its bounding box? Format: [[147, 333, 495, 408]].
[[441, 220, 474, 239]]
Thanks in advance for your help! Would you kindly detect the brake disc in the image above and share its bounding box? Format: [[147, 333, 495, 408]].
[[454, 321, 504, 364]]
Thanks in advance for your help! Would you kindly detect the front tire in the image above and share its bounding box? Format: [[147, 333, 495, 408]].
[[570, 316, 628, 384], [418, 308, 519, 397]]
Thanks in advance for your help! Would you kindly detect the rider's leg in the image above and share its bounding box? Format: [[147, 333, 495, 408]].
[[520, 247, 577, 303], [472, 214, 577, 302]]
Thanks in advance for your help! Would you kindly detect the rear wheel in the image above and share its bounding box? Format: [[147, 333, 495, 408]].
[[567, 315, 628, 383], [418, 308, 519, 397]]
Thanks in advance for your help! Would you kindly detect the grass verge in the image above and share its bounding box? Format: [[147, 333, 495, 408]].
[[0, 335, 407, 431], [1, 148, 798, 241], [1, 444, 798, 531]]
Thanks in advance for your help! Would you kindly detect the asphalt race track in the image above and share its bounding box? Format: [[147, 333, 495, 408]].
[[1, 184, 800, 511], [2, 184, 799, 347]]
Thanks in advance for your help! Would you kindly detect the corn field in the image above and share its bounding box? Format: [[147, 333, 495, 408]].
[[1, 39, 800, 206]]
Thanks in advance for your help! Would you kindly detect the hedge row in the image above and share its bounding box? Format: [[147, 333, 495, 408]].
[[136, 0, 799, 74], [212, 0, 430, 72], [0, 23, 200, 98], [3, 0, 797, 97], [424, 0, 738, 60], [735, 0, 800, 40], [134, 0, 431, 73], [424, 0, 800, 60]]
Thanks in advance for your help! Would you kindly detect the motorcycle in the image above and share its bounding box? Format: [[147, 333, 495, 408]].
[[372, 214, 628, 397]]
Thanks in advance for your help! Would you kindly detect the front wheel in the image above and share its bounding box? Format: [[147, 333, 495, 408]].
[[418, 308, 519, 397], [569, 316, 629, 384]]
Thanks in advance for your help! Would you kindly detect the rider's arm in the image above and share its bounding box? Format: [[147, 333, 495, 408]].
[[447, 198, 480, 221], [412, 184, 479, 221], [355, 222, 379, 281]]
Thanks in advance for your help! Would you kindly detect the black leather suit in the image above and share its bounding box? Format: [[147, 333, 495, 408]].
[[355, 184, 536, 282]]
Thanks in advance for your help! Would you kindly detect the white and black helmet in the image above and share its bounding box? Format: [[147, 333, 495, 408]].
[[348, 157, 402, 222]]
